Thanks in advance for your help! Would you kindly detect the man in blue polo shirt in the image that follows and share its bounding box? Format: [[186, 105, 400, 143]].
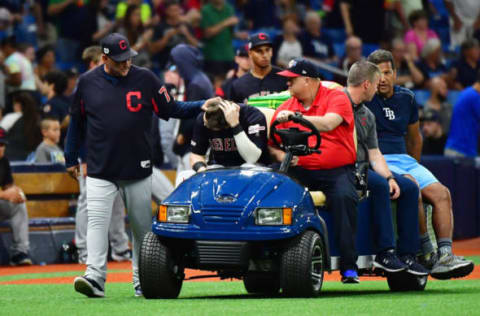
[[444, 70, 480, 158], [365, 49, 474, 280]]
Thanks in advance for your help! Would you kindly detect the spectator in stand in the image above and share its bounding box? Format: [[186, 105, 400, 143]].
[[415, 38, 448, 88], [64, 68, 78, 98], [81, 46, 102, 70], [340, 0, 386, 45], [35, 45, 56, 79], [242, 0, 279, 30], [92, 0, 117, 43], [200, 0, 248, 77], [219, 46, 250, 100], [34, 117, 65, 163], [449, 39, 480, 90], [404, 10, 439, 61], [41, 70, 70, 133], [421, 109, 447, 156], [47, 0, 98, 63], [391, 37, 424, 89], [150, 0, 199, 72], [115, 0, 153, 27], [273, 16, 303, 69], [0, 92, 41, 161], [117, 4, 154, 68], [334, 36, 364, 86], [0, 127, 31, 266], [443, 0, 480, 50], [0, 36, 36, 98], [424, 76, 452, 133], [275, 0, 306, 24], [230, 33, 288, 103], [444, 71, 480, 158], [300, 10, 335, 63]]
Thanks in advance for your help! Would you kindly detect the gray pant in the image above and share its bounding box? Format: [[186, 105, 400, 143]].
[[0, 200, 29, 255], [84, 175, 152, 289], [75, 174, 130, 262], [151, 167, 174, 204]]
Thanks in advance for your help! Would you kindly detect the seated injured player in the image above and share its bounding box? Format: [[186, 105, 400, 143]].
[[189, 100, 271, 173]]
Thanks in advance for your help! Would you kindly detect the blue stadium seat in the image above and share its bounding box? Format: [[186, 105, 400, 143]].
[[447, 90, 461, 106], [362, 43, 380, 57], [333, 43, 345, 59], [323, 28, 347, 43], [413, 89, 431, 107]]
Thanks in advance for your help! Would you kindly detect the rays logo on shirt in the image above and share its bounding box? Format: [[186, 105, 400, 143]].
[[383, 107, 396, 120]]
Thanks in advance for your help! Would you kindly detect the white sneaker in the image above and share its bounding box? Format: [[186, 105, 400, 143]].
[[111, 250, 132, 262]]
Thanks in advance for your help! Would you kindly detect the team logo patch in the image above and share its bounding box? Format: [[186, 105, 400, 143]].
[[140, 160, 151, 168], [383, 107, 396, 120], [248, 124, 265, 135], [43, 104, 51, 113], [191, 140, 197, 146], [288, 59, 297, 68], [103, 48, 109, 54]]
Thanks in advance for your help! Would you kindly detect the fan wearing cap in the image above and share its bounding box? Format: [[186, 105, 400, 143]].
[[268, 57, 358, 281], [0, 128, 31, 266], [65, 33, 219, 298], [230, 33, 288, 103], [421, 109, 447, 155], [218, 46, 251, 99]]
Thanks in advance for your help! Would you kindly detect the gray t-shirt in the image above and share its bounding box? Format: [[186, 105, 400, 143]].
[[34, 142, 65, 164], [354, 104, 378, 162]]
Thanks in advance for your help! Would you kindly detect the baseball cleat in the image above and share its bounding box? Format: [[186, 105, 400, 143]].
[[74, 276, 105, 298]]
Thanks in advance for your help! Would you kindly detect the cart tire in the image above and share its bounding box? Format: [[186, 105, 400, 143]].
[[280, 230, 325, 297], [139, 232, 184, 299]]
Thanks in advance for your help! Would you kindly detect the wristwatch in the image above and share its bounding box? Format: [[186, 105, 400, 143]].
[[386, 175, 395, 182]]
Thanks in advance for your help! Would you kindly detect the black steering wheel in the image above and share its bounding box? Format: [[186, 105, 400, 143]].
[[270, 113, 321, 157]]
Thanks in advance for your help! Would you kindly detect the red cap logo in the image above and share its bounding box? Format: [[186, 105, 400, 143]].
[[258, 33, 267, 40], [119, 40, 127, 50]]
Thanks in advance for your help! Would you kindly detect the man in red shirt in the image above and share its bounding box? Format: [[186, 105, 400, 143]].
[[269, 58, 359, 283]]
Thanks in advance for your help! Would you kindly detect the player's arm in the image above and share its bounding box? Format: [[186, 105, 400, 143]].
[[64, 79, 86, 177], [405, 121, 423, 161], [190, 153, 207, 172], [339, 0, 354, 37], [368, 148, 400, 199], [220, 102, 262, 164], [189, 113, 210, 172]]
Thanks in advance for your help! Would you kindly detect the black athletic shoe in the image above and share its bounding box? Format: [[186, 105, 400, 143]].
[[10, 252, 32, 266], [401, 254, 429, 276], [74, 276, 105, 298], [373, 249, 407, 273]]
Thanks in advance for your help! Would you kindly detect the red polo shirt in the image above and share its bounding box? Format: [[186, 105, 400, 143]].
[[269, 84, 356, 170]]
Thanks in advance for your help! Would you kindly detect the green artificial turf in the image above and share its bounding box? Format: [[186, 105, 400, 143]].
[[1, 279, 479, 316]]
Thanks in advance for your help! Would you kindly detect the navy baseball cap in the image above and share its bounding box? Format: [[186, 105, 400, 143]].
[[277, 58, 321, 78], [101, 33, 138, 62], [248, 32, 272, 50], [236, 45, 248, 57], [0, 127, 8, 144]]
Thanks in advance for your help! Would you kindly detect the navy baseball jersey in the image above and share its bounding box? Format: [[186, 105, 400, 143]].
[[65, 65, 204, 181], [364, 86, 419, 155], [230, 66, 288, 103], [190, 105, 270, 166]]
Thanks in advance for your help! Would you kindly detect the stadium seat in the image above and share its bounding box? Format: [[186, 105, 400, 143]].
[[412, 89, 431, 107], [323, 28, 347, 43], [447, 90, 461, 106], [333, 43, 345, 59], [362, 43, 380, 57]]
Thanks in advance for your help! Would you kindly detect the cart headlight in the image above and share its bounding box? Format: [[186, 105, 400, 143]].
[[158, 205, 190, 223], [255, 208, 292, 225]]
